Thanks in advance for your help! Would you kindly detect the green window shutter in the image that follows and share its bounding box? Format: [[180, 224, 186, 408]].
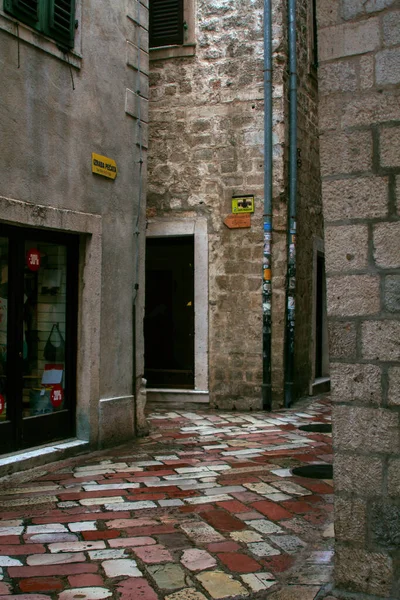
[[47, 0, 76, 50], [149, 0, 184, 48], [4, 0, 40, 28]]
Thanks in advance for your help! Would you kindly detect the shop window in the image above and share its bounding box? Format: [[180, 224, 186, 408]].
[[4, 0, 76, 50], [149, 0, 195, 60]]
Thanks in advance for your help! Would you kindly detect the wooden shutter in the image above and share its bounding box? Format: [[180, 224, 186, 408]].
[[48, 0, 76, 50], [149, 0, 184, 48], [4, 0, 39, 27]]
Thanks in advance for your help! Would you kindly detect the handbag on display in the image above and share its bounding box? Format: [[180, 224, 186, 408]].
[[44, 323, 65, 362]]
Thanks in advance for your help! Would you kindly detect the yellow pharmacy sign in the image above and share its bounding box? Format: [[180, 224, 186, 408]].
[[92, 153, 117, 180], [232, 196, 254, 214]]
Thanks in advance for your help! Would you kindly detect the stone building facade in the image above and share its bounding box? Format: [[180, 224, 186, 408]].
[[0, 0, 148, 464], [147, 0, 325, 409], [318, 0, 400, 596]]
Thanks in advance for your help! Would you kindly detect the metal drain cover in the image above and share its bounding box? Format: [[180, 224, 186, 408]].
[[292, 464, 333, 479], [299, 423, 332, 433]]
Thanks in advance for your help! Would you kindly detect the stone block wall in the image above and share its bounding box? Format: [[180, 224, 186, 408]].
[[148, 0, 323, 407], [318, 0, 400, 596]]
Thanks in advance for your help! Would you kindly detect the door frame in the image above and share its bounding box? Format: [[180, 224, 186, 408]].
[[146, 218, 209, 394]]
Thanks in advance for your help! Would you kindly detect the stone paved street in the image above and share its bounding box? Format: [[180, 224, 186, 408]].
[[0, 397, 334, 599]]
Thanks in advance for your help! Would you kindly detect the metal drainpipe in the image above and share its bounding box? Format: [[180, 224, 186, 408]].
[[262, 0, 273, 411], [284, 0, 298, 408]]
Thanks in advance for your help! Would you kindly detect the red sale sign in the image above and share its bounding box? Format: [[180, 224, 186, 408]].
[[0, 394, 5, 415], [51, 385, 64, 408], [27, 249, 41, 272]]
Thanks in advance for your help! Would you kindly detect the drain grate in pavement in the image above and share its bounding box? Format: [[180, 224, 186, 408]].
[[292, 464, 333, 479], [299, 423, 332, 433]]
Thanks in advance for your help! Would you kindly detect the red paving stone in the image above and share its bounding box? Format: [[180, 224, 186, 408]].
[[251, 500, 293, 520], [19, 577, 64, 592], [0, 397, 333, 599], [117, 578, 159, 600], [67, 574, 105, 587], [201, 509, 247, 532], [217, 552, 262, 573]]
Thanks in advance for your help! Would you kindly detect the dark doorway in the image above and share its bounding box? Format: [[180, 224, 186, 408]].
[[145, 236, 195, 389], [0, 224, 78, 454]]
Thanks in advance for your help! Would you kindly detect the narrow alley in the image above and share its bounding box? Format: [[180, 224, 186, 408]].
[[0, 397, 334, 600]]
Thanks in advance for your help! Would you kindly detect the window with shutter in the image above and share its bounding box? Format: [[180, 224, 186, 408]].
[[149, 0, 184, 48], [47, 0, 76, 49], [4, 0, 39, 28], [4, 0, 76, 50]]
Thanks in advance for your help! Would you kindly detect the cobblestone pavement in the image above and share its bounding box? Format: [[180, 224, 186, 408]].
[[0, 397, 334, 599]]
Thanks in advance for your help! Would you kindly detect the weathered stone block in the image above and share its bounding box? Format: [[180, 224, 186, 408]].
[[380, 126, 400, 169], [126, 89, 149, 123], [334, 452, 383, 494], [388, 458, 400, 495], [318, 19, 380, 62], [342, 0, 396, 19], [334, 496, 367, 543], [388, 367, 400, 405], [319, 60, 357, 94], [320, 130, 372, 177], [370, 502, 400, 547], [359, 55, 374, 89], [333, 405, 399, 453], [341, 92, 400, 128], [383, 11, 400, 47], [335, 545, 393, 597], [327, 275, 380, 317], [330, 363, 382, 405], [384, 275, 400, 312], [317, 0, 340, 27], [328, 321, 357, 359], [325, 225, 368, 273], [322, 176, 388, 221], [373, 222, 400, 268], [363, 320, 400, 361], [376, 48, 400, 86]]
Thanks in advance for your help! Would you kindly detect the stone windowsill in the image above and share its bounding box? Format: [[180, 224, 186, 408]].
[[150, 43, 196, 61], [0, 11, 82, 69]]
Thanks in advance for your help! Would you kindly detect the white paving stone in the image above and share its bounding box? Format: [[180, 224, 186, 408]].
[[83, 483, 140, 491], [0, 526, 23, 536], [272, 481, 312, 496], [79, 497, 125, 506], [27, 552, 86, 566], [158, 499, 184, 507], [58, 587, 112, 599], [104, 501, 157, 511], [243, 482, 277, 495], [185, 494, 232, 504], [0, 556, 23, 566], [49, 541, 106, 553], [88, 549, 127, 560], [68, 521, 98, 532], [270, 468, 293, 478], [241, 572, 277, 592], [245, 519, 283, 534], [248, 542, 281, 557], [102, 558, 142, 577], [26, 524, 68, 534]]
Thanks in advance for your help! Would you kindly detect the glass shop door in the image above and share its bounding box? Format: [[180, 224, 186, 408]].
[[0, 225, 78, 453]]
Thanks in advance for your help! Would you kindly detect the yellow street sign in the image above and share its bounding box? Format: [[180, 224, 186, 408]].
[[92, 153, 117, 180], [232, 196, 254, 214]]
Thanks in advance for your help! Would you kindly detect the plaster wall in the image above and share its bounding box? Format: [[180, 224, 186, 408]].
[[318, 0, 400, 596], [148, 0, 323, 408], [0, 0, 149, 447]]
